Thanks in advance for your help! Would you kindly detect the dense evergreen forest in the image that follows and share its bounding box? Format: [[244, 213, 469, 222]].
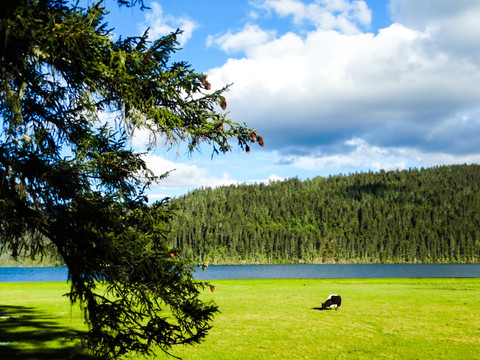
[[168, 164, 480, 264]]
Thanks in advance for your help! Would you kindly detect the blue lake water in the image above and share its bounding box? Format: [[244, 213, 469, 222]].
[[194, 264, 480, 280], [0, 267, 70, 283], [0, 264, 479, 282]]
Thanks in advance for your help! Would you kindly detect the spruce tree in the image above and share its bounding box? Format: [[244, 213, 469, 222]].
[[0, 0, 261, 358]]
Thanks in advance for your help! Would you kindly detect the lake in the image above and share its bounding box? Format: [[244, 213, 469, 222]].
[[194, 263, 480, 279], [1, 264, 479, 282]]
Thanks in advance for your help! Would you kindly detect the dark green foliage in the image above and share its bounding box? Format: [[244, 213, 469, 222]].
[[1, 0, 261, 358], [169, 165, 480, 264]]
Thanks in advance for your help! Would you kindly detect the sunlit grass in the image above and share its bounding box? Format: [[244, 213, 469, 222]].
[[0, 282, 89, 359], [0, 278, 479, 359], [158, 278, 480, 359]]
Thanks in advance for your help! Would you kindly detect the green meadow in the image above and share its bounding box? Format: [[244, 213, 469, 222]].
[[1, 278, 479, 359]]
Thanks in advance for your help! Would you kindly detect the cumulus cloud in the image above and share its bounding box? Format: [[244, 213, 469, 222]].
[[389, 0, 480, 58], [206, 0, 480, 167], [131, 0, 480, 189], [143, 154, 241, 192], [282, 137, 408, 172], [280, 137, 480, 175], [141, 2, 197, 45], [247, 174, 285, 184], [389, 0, 480, 29], [207, 24, 276, 54], [259, 0, 372, 34]]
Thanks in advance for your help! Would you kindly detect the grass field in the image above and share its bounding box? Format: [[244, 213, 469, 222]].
[[0, 282, 89, 359], [1, 278, 479, 359]]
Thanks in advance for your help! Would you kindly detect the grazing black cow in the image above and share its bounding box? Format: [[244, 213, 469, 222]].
[[322, 294, 342, 310]]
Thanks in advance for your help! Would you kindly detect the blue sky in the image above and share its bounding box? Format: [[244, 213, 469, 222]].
[[100, 0, 480, 199]]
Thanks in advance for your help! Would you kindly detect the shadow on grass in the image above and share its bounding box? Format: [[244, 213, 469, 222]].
[[0, 305, 94, 359]]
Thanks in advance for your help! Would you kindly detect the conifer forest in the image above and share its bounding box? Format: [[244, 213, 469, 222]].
[[168, 164, 480, 264]]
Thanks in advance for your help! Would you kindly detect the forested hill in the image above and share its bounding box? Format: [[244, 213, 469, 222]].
[[168, 164, 480, 264]]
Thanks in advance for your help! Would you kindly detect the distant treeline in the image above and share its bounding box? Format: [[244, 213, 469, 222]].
[[0, 243, 65, 267], [168, 164, 480, 264]]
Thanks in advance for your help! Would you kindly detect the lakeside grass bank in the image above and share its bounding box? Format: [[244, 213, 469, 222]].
[[1, 278, 479, 359]]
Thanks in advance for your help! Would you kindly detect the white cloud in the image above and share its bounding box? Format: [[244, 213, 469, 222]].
[[143, 154, 240, 191], [207, 24, 276, 54], [135, 0, 480, 194], [389, 0, 480, 57], [259, 0, 371, 34], [247, 174, 285, 184], [389, 0, 480, 29], [206, 1, 480, 158], [281, 138, 480, 174], [283, 138, 408, 172], [142, 2, 197, 45]]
